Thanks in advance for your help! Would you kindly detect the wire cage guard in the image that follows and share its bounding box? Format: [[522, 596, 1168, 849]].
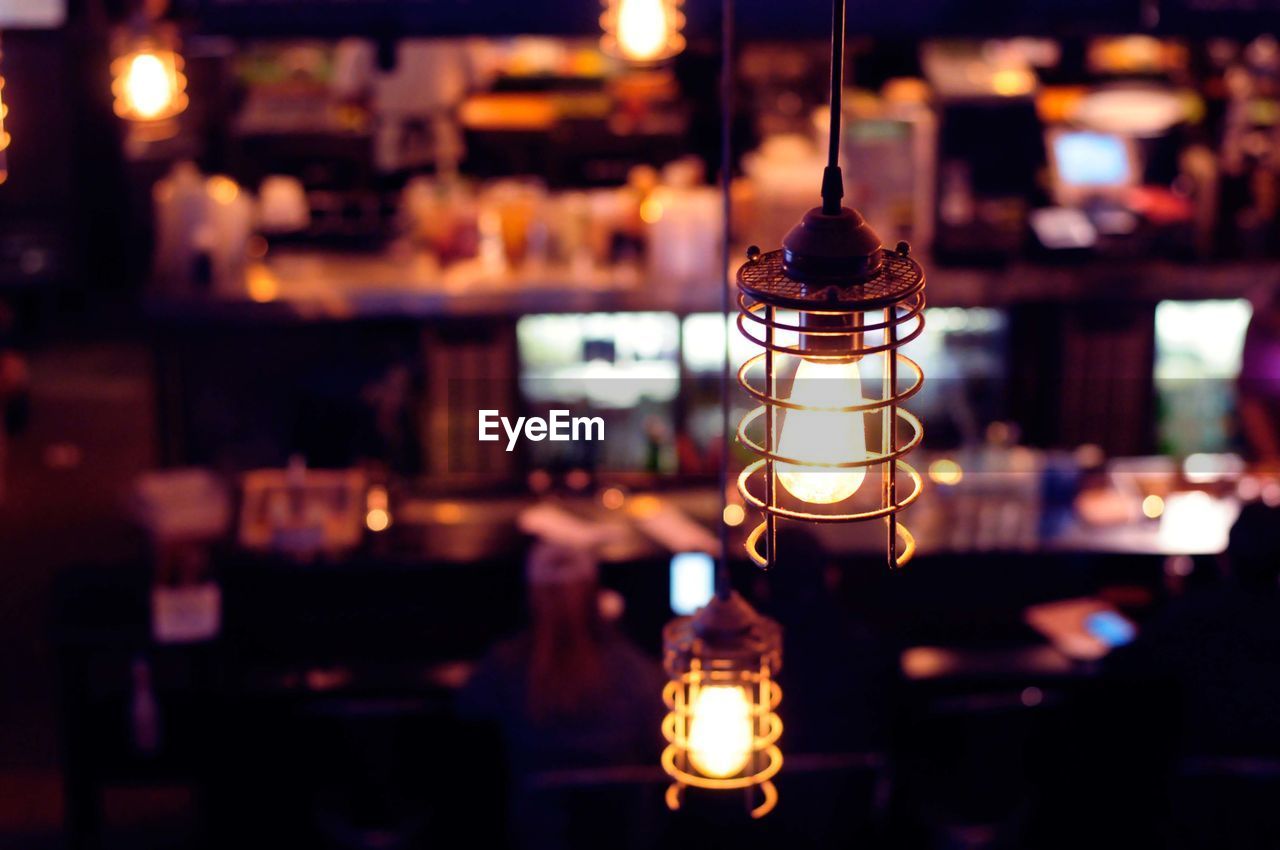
[[599, 0, 687, 64], [660, 608, 783, 818], [735, 243, 927, 571]]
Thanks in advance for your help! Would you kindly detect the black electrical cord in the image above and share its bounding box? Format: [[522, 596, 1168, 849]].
[[716, 0, 734, 602], [821, 0, 846, 215]]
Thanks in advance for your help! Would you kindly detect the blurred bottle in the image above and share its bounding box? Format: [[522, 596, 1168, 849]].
[[130, 656, 161, 756]]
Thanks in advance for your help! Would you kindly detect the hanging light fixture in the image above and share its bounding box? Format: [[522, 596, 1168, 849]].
[[736, 0, 926, 571], [661, 590, 783, 818], [600, 0, 686, 64], [0, 37, 10, 186], [112, 1, 187, 132]]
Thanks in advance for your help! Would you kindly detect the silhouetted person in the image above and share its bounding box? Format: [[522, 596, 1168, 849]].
[[457, 542, 665, 850], [1085, 501, 1280, 850], [1110, 500, 1280, 757]]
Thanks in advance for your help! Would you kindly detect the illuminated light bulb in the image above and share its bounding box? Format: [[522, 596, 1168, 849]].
[[112, 32, 187, 131], [0, 76, 9, 186], [124, 51, 176, 119], [687, 684, 754, 779], [616, 0, 671, 62], [776, 357, 867, 504]]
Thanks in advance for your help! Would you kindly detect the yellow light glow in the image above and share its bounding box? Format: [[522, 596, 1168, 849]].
[[627, 493, 662, 518], [639, 194, 664, 224], [122, 51, 177, 120], [0, 78, 9, 154], [207, 175, 240, 205], [687, 684, 753, 779], [776, 358, 867, 504], [992, 67, 1036, 97], [929, 458, 964, 486], [1142, 494, 1165, 519], [433, 502, 464, 524], [365, 508, 390, 532], [246, 264, 280, 303], [616, 0, 672, 62], [0, 76, 9, 185], [722, 503, 745, 527]]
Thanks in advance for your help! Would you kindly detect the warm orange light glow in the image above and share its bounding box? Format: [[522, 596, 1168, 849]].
[[207, 175, 240, 205], [687, 684, 754, 778], [365, 508, 390, 532], [601, 0, 684, 63], [627, 493, 662, 518], [639, 194, 664, 224], [432, 501, 464, 525], [113, 43, 187, 124], [661, 667, 783, 817], [776, 358, 868, 504], [126, 52, 172, 118], [929, 458, 964, 486], [601, 487, 626, 510], [617, 0, 670, 61], [365, 485, 391, 531], [722, 503, 745, 527], [1142, 494, 1165, 519], [246, 264, 280, 303], [0, 75, 10, 186], [992, 67, 1036, 97]]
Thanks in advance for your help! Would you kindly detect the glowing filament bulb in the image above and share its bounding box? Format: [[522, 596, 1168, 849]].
[[687, 684, 753, 779], [123, 51, 176, 120], [616, 0, 671, 62], [776, 357, 867, 504], [0, 77, 9, 186]]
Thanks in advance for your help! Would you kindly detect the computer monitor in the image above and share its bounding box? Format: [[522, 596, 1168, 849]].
[[1047, 129, 1137, 204]]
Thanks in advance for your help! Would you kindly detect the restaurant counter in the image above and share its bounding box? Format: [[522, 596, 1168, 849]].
[[143, 249, 1280, 323]]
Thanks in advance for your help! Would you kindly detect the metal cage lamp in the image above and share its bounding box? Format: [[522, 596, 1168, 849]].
[[0, 40, 10, 186], [599, 0, 686, 64], [735, 0, 926, 571], [112, 15, 188, 130], [661, 591, 783, 819]]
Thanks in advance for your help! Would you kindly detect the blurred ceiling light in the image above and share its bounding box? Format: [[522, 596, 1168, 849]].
[[600, 0, 686, 64], [112, 14, 187, 134], [991, 67, 1036, 97], [0, 40, 9, 186], [639, 193, 664, 224], [928, 458, 964, 486], [365, 485, 392, 532], [1072, 84, 1188, 138], [206, 174, 240, 205]]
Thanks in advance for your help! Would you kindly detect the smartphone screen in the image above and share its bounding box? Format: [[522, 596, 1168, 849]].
[[1084, 610, 1137, 648]]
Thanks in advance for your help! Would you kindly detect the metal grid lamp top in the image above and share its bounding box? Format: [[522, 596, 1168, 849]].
[[738, 246, 924, 313]]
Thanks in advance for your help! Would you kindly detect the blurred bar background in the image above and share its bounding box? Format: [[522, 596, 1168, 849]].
[[3, 1, 1280, 848]]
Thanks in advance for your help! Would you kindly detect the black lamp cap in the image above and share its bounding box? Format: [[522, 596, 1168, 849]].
[[691, 591, 762, 643], [664, 591, 783, 672], [782, 205, 884, 284]]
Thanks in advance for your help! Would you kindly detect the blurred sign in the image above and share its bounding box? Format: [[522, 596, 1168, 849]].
[[0, 1, 65, 28]]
